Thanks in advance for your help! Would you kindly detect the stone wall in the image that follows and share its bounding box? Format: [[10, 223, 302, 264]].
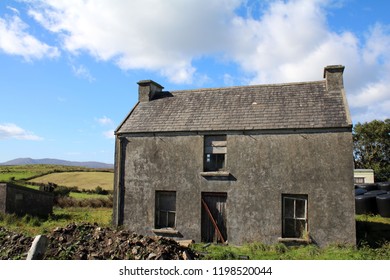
[[0, 183, 54, 217], [0, 183, 6, 213], [114, 129, 355, 246]]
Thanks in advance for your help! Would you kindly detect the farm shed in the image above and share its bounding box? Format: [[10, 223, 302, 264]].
[[113, 65, 356, 247], [354, 169, 375, 184], [0, 183, 54, 217]]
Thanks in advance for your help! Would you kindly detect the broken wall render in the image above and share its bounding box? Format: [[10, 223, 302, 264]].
[[114, 129, 355, 247]]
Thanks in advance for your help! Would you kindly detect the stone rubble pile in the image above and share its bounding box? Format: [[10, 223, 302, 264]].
[[0, 227, 34, 260], [0, 223, 198, 260]]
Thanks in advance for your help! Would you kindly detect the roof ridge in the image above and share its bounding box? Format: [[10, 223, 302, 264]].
[[170, 80, 324, 93]]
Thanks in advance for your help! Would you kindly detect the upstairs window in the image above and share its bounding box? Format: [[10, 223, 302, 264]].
[[282, 194, 308, 238], [204, 135, 227, 172], [155, 191, 176, 229]]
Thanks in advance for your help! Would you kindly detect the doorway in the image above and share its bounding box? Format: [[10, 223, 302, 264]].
[[201, 192, 227, 243]]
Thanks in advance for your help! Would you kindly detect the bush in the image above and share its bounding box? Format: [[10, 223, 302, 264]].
[[55, 196, 113, 208], [53, 185, 71, 197], [94, 186, 108, 195]]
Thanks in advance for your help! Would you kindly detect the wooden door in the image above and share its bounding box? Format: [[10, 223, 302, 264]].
[[201, 192, 227, 243]]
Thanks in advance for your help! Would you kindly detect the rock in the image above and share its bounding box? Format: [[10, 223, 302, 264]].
[[26, 235, 48, 260]]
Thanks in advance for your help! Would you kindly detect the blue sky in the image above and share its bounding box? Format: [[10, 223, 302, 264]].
[[0, 0, 389, 164]]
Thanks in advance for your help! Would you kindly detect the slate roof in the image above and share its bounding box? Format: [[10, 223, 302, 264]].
[[116, 80, 351, 134]]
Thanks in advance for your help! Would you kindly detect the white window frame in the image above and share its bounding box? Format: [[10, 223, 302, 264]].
[[155, 191, 176, 229], [282, 195, 308, 238]]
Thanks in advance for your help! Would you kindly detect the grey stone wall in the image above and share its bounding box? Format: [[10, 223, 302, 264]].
[[115, 129, 355, 246], [0, 183, 6, 213], [0, 183, 54, 217]]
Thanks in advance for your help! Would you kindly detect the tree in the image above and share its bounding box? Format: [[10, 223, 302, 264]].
[[353, 119, 390, 182]]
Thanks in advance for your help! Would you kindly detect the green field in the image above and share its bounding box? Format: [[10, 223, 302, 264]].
[[0, 164, 112, 182], [0, 207, 112, 236], [28, 171, 114, 191]]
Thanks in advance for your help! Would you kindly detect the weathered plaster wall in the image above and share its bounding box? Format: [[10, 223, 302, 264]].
[[116, 130, 355, 246]]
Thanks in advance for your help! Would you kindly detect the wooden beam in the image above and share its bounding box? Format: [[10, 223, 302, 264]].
[[201, 198, 225, 243]]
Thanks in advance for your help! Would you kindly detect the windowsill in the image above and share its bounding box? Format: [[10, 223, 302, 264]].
[[200, 171, 231, 177], [152, 228, 179, 235]]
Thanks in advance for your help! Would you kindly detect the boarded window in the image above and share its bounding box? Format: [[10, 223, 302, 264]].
[[155, 191, 176, 229], [204, 135, 227, 171], [282, 194, 308, 238]]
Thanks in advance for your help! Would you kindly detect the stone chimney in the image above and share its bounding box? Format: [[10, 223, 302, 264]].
[[323, 65, 345, 91], [137, 80, 164, 102]]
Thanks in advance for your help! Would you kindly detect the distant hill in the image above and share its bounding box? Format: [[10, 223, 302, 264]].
[[0, 158, 114, 169]]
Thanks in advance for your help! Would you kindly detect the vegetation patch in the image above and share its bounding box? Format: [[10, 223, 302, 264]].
[[28, 171, 113, 191], [55, 196, 113, 208], [0, 207, 112, 237], [0, 164, 111, 182], [0, 212, 389, 260], [191, 241, 390, 260]]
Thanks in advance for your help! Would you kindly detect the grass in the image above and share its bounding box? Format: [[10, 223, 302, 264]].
[[69, 192, 109, 199], [28, 171, 114, 191], [0, 164, 110, 182], [191, 214, 390, 260], [0, 207, 112, 236], [0, 211, 389, 259], [192, 241, 390, 260]]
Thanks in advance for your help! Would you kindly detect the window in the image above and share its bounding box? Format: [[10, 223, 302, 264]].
[[354, 177, 365, 184], [204, 135, 227, 172], [155, 191, 176, 229], [282, 194, 308, 238]]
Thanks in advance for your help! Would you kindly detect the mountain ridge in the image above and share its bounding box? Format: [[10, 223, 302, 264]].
[[0, 157, 114, 169]]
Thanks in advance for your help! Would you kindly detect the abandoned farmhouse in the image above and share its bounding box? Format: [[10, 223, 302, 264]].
[[113, 65, 356, 246]]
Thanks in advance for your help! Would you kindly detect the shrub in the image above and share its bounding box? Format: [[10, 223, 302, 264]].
[[94, 186, 108, 195], [55, 196, 113, 208]]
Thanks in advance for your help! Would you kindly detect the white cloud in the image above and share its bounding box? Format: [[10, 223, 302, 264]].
[[97, 116, 113, 126], [71, 64, 95, 82], [96, 117, 115, 139], [226, 0, 390, 122], [15, 0, 390, 122], [103, 129, 115, 139], [6, 6, 20, 15], [26, 0, 240, 83], [0, 14, 59, 60], [223, 73, 235, 86], [0, 123, 43, 141]]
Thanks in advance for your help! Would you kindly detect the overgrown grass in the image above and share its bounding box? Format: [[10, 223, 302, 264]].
[[191, 214, 390, 260], [0, 207, 112, 236], [192, 241, 390, 260]]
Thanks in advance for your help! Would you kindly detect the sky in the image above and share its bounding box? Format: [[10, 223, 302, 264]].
[[0, 0, 389, 164]]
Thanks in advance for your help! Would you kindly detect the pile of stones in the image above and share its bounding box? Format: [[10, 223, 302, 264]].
[[0, 227, 34, 260], [0, 223, 198, 260]]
